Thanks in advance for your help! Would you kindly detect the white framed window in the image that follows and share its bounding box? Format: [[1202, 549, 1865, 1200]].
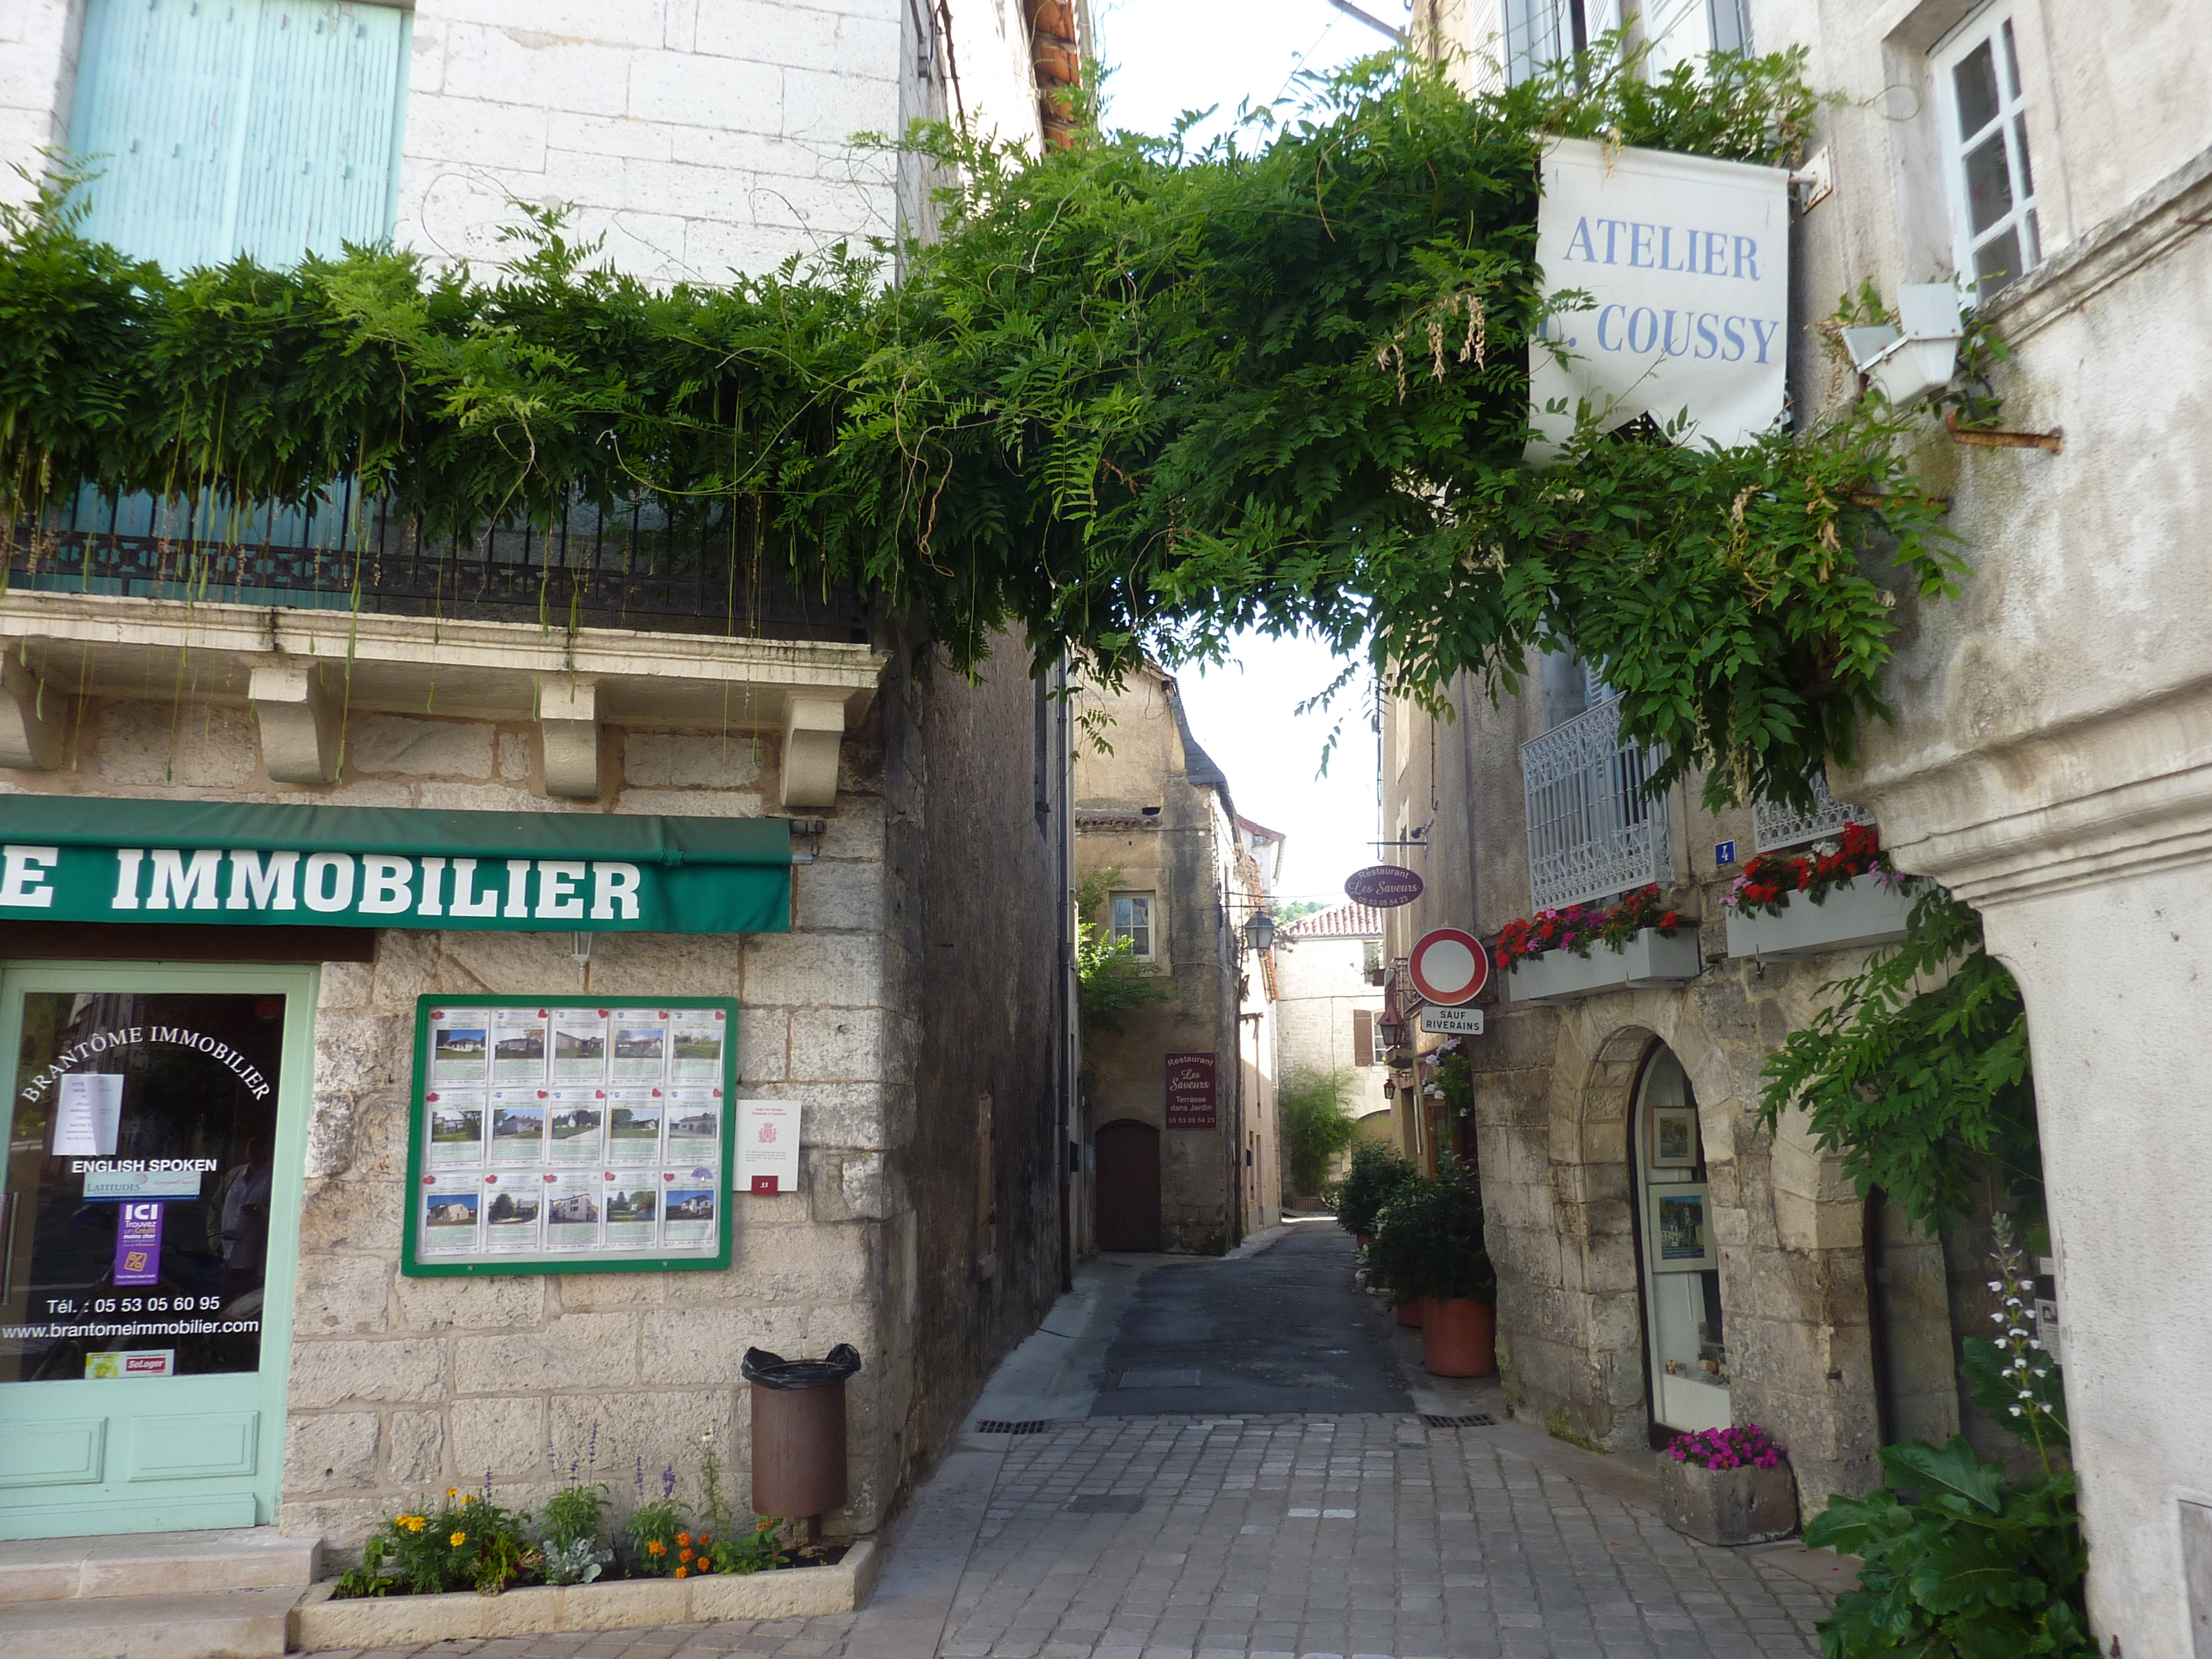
[[1110, 893, 1155, 959], [1931, 5, 2041, 301]]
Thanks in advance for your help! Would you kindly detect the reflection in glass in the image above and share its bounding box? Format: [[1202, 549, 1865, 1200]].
[[2, 993, 285, 1384], [1975, 228, 2025, 297], [1952, 41, 2001, 137], [1963, 132, 2013, 233]]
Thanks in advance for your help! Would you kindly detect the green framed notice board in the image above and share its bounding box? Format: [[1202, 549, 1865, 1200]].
[[401, 996, 736, 1276]]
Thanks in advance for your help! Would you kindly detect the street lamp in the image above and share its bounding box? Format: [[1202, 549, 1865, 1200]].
[[1241, 910, 1277, 954]]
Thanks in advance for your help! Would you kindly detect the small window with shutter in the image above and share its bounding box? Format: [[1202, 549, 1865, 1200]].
[[67, 0, 409, 272], [1353, 1008, 1375, 1068]]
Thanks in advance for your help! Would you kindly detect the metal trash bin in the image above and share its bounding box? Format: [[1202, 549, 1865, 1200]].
[[743, 1344, 861, 1520]]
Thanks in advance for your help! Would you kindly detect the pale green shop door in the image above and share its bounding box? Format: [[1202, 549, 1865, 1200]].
[[0, 964, 317, 1538]]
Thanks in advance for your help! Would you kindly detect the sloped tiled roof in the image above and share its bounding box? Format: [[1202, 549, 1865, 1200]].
[[1282, 900, 1386, 938]]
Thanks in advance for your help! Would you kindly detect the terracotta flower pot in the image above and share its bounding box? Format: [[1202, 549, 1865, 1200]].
[[1355, 1232, 1372, 1249], [1658, 1457, 1798, 1546], [1396, 1297, 1426, 1328], [1421, 1298, 1496, 1377]]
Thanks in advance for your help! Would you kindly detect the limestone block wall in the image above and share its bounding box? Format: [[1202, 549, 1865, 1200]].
[[396, 0, 931, 281], [0, 0, 1052, 280], [0, 688, 913, 1549], [1475, 919, 1902, 1513]]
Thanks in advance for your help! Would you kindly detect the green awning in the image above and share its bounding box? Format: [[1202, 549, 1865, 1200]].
[[0, 798, 793, 934]]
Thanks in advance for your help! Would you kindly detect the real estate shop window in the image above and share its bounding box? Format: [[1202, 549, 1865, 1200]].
[[1931, 4, 2042, 301], [1110, 893, 1155, 960]]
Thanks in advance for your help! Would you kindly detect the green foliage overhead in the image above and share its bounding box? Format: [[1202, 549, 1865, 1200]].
[[0, 41, 1953, 808], [1333, 1138, 1418, 1237], [1804, 1437, 2093, 1658], [1755, 887, 2040, 1235], [1279, 1065, 1361, 1195]]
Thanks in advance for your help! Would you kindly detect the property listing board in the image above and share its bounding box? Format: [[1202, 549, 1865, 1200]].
[[401, 996, 736, 1275]]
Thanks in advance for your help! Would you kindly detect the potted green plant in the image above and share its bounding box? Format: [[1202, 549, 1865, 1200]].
[[1366, 1159, 1497, 1376], [1332, 1141, 1416, 1248]]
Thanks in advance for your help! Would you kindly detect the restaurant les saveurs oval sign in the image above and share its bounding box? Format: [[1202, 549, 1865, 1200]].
[[1344, 865, 1424, 908]]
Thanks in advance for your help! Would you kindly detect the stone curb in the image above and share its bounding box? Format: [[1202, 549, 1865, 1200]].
[[287, 1540, 877, 1649]]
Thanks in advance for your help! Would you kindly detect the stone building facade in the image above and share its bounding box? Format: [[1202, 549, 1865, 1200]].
[[1274, 902, 1390, 1179], [1073, 665, 1280, 1255], [1757, 1, 2212, 1647], [1409, 0, 2212, 1641], [0, 0, 1085, 1560], [1378, 666, 1935, 1514]]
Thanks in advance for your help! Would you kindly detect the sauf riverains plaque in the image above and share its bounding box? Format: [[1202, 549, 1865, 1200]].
[[1164, 1053, 1218, 1130]]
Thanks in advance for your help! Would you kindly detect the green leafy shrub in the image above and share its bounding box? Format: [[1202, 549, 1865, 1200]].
[[1757, 887, 2040, 1235], [1279, 1066, 1360, 1196], [1367, 1158, 1496, 1304], [1076, 866, 1176, 1034], [1803, 1217, 2087, 1657], [538, 1482, 611, 1584], [333, 1489, 540, 1598], [1803, 1440, 2091, 1657], [1333, 1140, 1417, 1238], [626, 1432, 790, 1579], [0, 42, 1959, 813]]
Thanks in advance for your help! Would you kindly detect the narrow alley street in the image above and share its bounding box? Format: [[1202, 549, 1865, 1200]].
[[314, 1223, 1844, 1659]]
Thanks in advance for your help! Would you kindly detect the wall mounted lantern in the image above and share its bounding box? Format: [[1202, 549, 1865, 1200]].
[[1843, 283, 1965, 407], [1241, 910, 1278, 954]]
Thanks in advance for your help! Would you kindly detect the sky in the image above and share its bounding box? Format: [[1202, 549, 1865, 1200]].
[[1089, 0, 1403, 908]]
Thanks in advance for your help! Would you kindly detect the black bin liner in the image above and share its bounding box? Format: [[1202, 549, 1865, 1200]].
[[742, 1343, 862, 1390]]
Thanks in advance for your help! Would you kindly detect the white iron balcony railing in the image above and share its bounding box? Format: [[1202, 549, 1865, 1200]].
[[1753, 769, 1873, 852], [1522, 697, 1673, 911]]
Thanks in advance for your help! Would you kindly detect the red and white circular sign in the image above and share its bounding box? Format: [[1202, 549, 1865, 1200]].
[[1409, 927, 1488, 1006]]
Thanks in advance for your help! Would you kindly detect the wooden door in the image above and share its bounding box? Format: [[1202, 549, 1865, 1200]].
[[1093, 1120, 1161, 1252]]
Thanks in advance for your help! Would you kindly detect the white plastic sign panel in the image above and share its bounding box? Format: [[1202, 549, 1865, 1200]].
[[1527, 136, 1790, 464], [52, 1073, 125, 1155], [739, 1098, 802, 1194], [1420, 1005, 1486, 1036]]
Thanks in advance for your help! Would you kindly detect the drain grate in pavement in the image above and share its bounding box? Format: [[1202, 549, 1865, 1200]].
[[1064, 1493, 1145, 1514], [1118, 1368, 1201, 1389], [1420, 1413, 1499, 1428], [974, 1419, 1059, 1435]]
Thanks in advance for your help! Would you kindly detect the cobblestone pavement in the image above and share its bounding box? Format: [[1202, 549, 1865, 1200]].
[[311, 1232, 1835, 1659], [933, 1413, 1826, 1659], [319, 1412, 1828, 1659]]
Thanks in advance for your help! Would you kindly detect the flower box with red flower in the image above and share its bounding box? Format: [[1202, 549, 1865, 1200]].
[[1723, 871, 1912, 961], [1505, 927, 1700, 1004]]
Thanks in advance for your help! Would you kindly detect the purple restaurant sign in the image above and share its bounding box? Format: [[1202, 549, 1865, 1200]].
[[1344, 865, 1424, 908], [113, 1201, 163, 1287]]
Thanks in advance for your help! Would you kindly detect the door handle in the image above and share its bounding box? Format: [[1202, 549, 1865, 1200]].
[[1, 1190, 18, 1305]]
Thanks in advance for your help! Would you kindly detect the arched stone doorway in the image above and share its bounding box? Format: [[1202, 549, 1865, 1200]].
[[1631, 1045, 1731, 1433]]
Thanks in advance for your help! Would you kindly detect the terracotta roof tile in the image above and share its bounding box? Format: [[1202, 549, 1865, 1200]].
[[1282, 900, 1386, 937]]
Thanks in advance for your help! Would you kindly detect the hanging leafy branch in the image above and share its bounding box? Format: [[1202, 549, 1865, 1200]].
[[1755, 886, 2040, 1234], [0, 40, 1957, 809]]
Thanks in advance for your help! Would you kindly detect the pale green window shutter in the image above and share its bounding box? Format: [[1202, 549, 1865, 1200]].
[[233, 2, 407, 262], [66, 0, 407, 271]]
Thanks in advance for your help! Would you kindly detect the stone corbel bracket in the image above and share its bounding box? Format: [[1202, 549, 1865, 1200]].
[[781, 696, 846, 809], [250, 660, 343, 785], [538, 674, 601, 799], [0, 649, 70, 770]]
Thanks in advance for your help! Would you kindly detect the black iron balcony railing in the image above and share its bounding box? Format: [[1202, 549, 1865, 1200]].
[[7, 488, 872, 645]]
